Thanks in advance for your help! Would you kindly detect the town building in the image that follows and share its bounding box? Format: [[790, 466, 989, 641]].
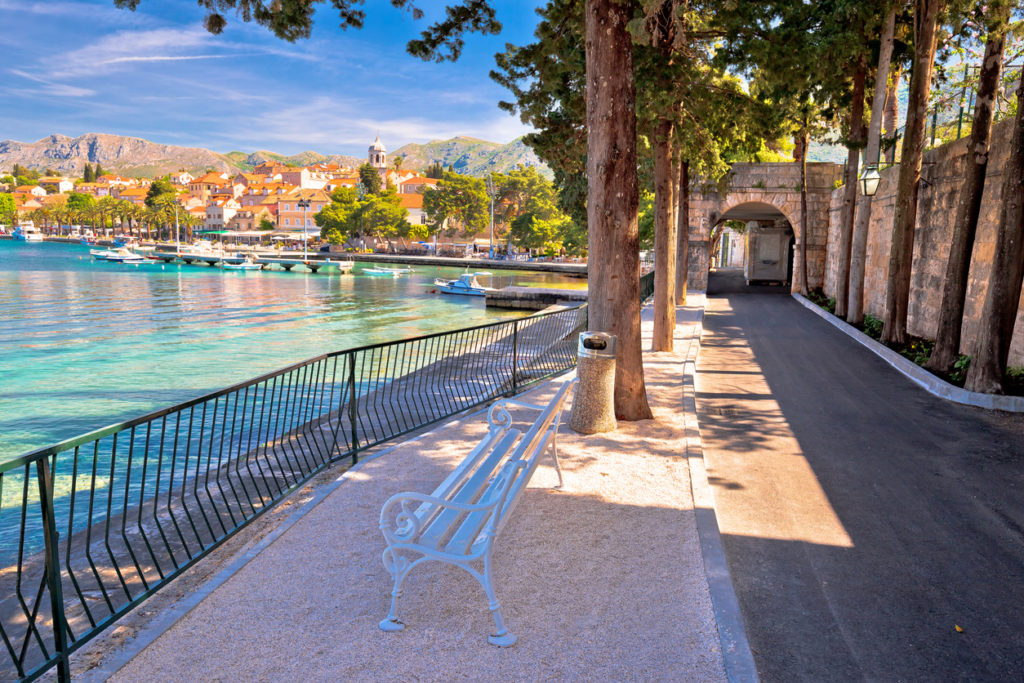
[[38, 177, 74, 194], [276, 188, 329, 232]]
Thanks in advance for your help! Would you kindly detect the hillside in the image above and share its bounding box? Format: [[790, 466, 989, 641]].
[[0, 132, 546, 178], [0, 133, 235, 177], [392, 136, 550, 177], [221, 150, 361, 172]]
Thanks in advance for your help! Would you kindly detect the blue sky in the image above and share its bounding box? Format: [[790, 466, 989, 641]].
[[1, 0, 544, 156]]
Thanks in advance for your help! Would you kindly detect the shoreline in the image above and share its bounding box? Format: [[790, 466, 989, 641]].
[[5, 235, 589, 275]]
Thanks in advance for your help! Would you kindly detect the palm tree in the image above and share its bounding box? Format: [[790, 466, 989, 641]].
[[98, 196, 120, 237]]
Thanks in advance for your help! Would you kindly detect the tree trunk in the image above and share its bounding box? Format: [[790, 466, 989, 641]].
[[928, 5, 1009, 372], [585, 0, 652, 420], [884, 65, 902, 165], [676, 160, 690, 304], [653, 118, 677, 351], [881, 0, 942, 345], [965, 84, 1024, 393], [798, 126, 810, 296], [835, 58, 867, 318], [849, 7, 897, 324]]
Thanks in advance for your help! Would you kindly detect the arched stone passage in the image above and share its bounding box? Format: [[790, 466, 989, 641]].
[[685, 162, 843, 291], [715, 202, 796, 286]]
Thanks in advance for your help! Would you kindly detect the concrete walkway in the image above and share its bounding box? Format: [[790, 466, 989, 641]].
[[84, 298, 731, 681], [696, 269, 1024, 681]]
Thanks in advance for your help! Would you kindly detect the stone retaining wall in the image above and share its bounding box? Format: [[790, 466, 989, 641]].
[[823, 117, 1024, 366]]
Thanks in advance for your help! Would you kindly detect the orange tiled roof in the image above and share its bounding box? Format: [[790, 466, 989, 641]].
[[397, 193, 424, 210]]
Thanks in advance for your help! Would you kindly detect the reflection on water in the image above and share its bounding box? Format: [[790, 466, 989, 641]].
[[0, 241, 584, 460]]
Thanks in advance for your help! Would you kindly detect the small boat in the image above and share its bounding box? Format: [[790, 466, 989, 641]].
[[222, 257, 262, 271], [98, 246, 148, 263], [433, 272, 494, 297], [12, 223, 43, 242], [364, 266, 411, 277]]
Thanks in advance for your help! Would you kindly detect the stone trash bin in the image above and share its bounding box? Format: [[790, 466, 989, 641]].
[[568, 332, 617, 434]]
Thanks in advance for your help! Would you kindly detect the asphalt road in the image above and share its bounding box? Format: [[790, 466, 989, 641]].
[[696, 269, 1024, 682]]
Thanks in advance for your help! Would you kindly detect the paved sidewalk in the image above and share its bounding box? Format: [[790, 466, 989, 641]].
[[87, 298, 730, 681]]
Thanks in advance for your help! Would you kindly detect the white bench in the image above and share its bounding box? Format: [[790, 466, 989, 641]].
[[378, 379, 576, 646]]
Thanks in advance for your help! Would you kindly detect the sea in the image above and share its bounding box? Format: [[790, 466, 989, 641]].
[[0, 240, 585, 463]]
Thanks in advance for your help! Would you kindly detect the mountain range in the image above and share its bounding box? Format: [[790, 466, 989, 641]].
[[0, 133, 549, 179]]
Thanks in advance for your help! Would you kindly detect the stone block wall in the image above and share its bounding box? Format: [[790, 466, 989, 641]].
[[823, 117, 1024, 366]]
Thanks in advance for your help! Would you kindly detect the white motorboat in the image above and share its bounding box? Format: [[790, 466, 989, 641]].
[[364, 266, 412, 277], [97, 246, 150, 264], [432, 272, 494, 297], [12, 222, 43, 242], [222, 257, 262, 271]]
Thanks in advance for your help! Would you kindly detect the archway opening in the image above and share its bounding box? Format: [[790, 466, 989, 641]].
[[713, 202, 795, 289]]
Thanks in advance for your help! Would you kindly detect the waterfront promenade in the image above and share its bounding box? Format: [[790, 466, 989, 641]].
[[76, 296, 737, 681]]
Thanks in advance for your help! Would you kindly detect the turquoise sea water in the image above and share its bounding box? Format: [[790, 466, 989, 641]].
[[0, 240, 582, 462]]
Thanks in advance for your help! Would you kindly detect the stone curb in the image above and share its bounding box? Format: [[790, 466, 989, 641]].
[[80, 407, 494, 682], [792, 293, 1024, 413], [682, 298, 761, 683]]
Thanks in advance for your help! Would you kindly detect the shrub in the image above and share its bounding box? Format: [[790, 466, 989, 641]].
[[862, 315, 883, 340]]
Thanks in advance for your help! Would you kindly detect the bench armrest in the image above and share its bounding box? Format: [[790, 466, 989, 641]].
[[379, 475, 523, 545]]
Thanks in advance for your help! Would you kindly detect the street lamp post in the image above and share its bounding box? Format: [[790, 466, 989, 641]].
[[297, 198, 311, 258], [859, 165, 881, 197]]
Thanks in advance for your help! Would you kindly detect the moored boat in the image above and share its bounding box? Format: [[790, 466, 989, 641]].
[[432, 272, 494, 297], [12, 222, 43, 242], [364, 266, 411, 277], [222, 257, 262, 271]]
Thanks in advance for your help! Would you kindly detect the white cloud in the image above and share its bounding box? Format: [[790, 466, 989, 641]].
[[208, 95, 532, 154], [8, 69, 95, 97]]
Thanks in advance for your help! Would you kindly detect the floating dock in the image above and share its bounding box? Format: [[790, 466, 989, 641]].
[[146, 251, 354, 273]]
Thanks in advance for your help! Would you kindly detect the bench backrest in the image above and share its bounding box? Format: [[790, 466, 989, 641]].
[[394, 378, 576, 557]]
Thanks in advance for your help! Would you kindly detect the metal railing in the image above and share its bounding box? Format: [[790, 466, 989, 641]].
[[0, 304, 587, 681], [640, 269, 656, 302]]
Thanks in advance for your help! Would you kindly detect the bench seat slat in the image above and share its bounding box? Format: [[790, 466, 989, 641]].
[[412, 425, 511, 523], [417, 429, 521, 550]]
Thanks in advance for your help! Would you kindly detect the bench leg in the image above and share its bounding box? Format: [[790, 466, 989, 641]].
[[379, 548, 408, 632], [549, 437, 565, 490], [480, 553, 517, 647]]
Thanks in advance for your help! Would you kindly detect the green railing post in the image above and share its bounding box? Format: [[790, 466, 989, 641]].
[[36, 456, 70, 683], [348, 351, 358, 463], [931, 106, 938, 147], [512, 319, 519, 394]]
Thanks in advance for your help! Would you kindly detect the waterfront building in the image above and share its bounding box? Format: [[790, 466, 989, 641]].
[[277, 188, 329, 232], [205, 197, 241, 231], [228, 206, 273, 232]]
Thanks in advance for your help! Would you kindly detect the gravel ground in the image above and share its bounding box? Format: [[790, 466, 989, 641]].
[[100, 308, 725, 682]]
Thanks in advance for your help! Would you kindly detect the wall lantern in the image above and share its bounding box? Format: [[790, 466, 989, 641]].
[[859, 164, 881, 197]]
